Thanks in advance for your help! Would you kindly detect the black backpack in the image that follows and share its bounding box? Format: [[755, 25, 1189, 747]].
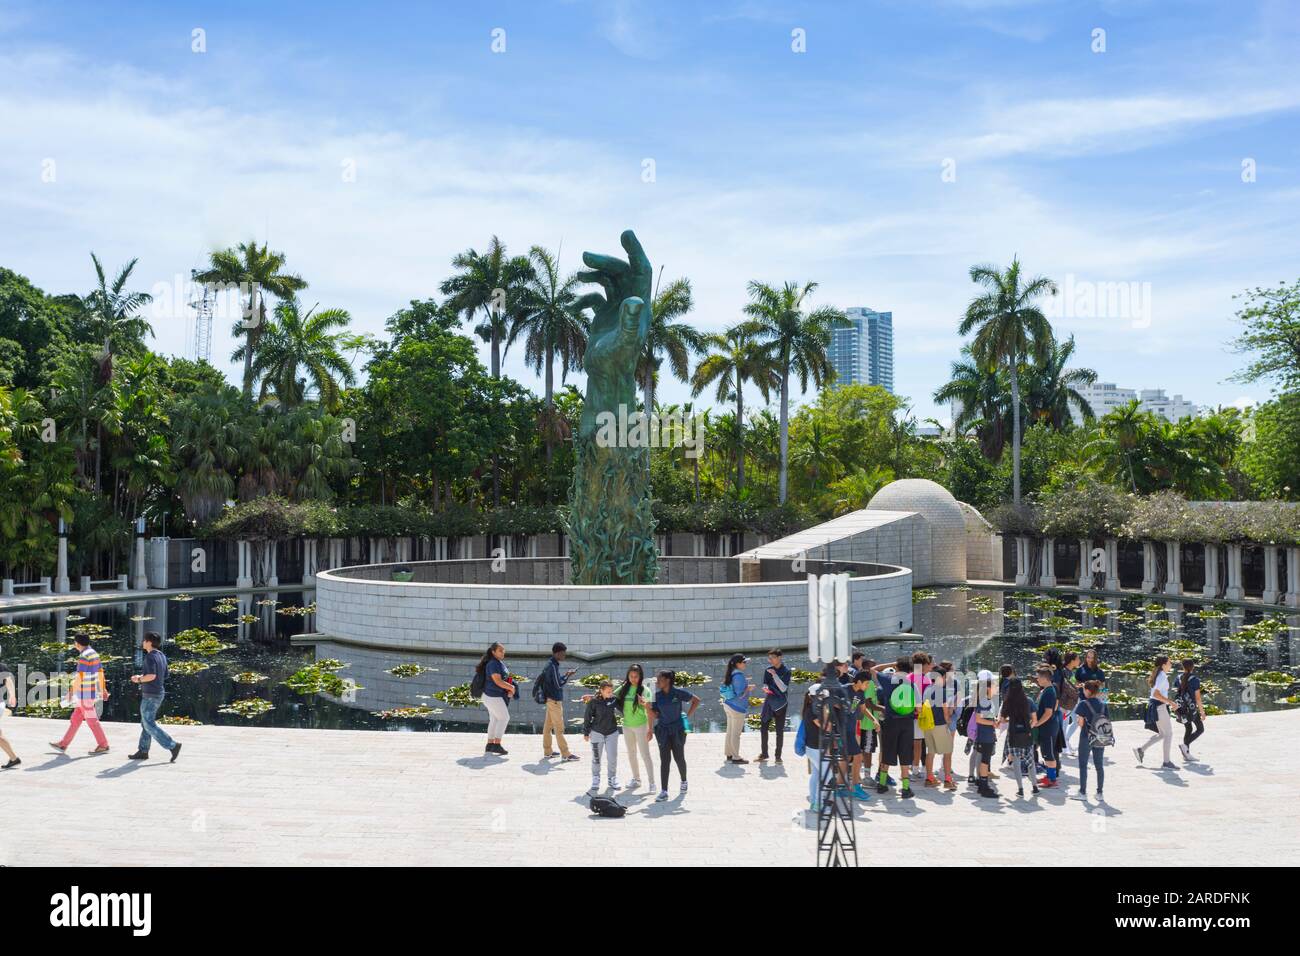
[[469, 669, 486, 699], [589, 795, 625, 818], [531, 670, 548, 705], [956, 703, 975, 737]]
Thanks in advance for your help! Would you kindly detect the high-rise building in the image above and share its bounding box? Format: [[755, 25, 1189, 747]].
[[829, 307, 894, 393], [1070, 382, 1199, 424]]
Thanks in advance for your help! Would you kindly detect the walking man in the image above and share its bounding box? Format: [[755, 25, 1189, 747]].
[[541, 641, 579, 761], [128, 632, 182, 762], [50, 633, 110, 755]]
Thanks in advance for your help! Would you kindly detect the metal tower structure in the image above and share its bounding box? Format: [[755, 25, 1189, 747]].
[[189, 268, 214, 363]]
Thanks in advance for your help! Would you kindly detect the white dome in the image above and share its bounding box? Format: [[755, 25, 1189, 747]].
[[867, 479, 967, 583]]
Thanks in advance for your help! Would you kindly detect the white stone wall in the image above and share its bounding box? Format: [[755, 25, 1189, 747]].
[[315, 564, 913, 656]]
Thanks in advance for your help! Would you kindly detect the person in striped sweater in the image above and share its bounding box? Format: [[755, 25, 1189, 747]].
[[50, 634, 111, 755]]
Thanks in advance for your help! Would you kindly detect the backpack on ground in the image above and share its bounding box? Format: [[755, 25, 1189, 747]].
[[1084, 698, 1114, 748], [469, 670, 486, 699], [589, 794, 626, 818]]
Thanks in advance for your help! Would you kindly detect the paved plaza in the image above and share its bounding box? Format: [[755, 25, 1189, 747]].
[[1, 710, 1296, 866]]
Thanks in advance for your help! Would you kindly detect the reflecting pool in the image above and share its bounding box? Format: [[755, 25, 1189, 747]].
[[1, 587, 1296, 734]]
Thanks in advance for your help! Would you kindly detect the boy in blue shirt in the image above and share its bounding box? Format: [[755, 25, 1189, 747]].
[[1031, 666, 1060, 787]]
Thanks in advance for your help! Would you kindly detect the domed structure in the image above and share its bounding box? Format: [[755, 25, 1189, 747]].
[[867, 479, 968, 584]]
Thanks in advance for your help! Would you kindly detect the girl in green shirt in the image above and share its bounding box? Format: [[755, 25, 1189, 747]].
[[616, 664, 655, 790]]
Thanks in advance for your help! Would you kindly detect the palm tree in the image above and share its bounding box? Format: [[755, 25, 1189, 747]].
[[1085, 400, 1151, 493], [244, 299, 355, 410], [691, 323, 778, 491], [744, 280, 846, 503], [83, 253, 154, 373], [195, 241, 308, 400], [169, 384, 246, 523], [440, 236, 534, 379], [959, 258, 1057, 503], [639, 274, 704, 415], [510, 246, 587, 465], [933, 344, 1008, 460], [792, 419, 844, 490], [1022, 334, 1096, 428]]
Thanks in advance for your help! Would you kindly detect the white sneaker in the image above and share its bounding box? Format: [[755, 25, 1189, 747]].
[[628, 778, 641, 789], [1178, 744, 1191, 762], [588, 782, 600, 794], [679, 780, 689, 794], [608, 780, 621, 791], [656, 790, 669, 802], [1132, 746, 1144, 765]]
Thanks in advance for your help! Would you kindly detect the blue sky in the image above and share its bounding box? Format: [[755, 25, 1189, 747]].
[[2, 0, 1298, 422]]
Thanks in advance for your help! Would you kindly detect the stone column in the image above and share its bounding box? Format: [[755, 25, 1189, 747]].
[[236, 540, 253, 589], [1262, 545, 1280, 605], [1164, 541, 1182, 596], [1224, 543, 1244, 601], [132, 519, 148, 590], [1286, 547, 1300, 608], [1, 579, 13, 596], [303, 539, 318, 587], [39, 576, 52, 594], [1141, 540, 1157, 593], [55, 519, 70, 593], [265, 540, 278, 588], [1104, 539, 1120, 591], [79, 575, 91, 593], [1203, 544, 1221, 599], [1040, 537, 1056, 587], [1077, 537, 1092, 590], [1014, 536, 1029, 586]]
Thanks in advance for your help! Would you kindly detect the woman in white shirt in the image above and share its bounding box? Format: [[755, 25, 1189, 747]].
[[1134, 655, 1177, 769]]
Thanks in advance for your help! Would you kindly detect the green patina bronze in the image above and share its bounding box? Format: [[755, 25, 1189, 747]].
[[562, 230, 660, 585]]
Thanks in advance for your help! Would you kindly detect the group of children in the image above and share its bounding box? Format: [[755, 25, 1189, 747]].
[[797, 646, 1209, 810]]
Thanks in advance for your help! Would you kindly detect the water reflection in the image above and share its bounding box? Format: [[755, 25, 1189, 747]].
[[0, 587, 1296, 734]]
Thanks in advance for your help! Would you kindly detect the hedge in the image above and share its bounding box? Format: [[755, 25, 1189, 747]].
[[201, 496, 818, 541]]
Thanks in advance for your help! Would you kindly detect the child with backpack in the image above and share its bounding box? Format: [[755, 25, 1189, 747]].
[[1174, 659, 1206, 763], [1074, 680, 1113, 798], [721, 654, 753, 765], [582, 680, 621, 793], [1058, 651, 1082, 756]]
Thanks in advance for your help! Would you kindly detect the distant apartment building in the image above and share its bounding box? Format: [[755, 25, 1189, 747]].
[[829, 307, 894, 393], [1071, 382, 1198, 424]]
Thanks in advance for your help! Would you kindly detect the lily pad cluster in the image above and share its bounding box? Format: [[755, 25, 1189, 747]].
[[373, 705, 442, 720], [174, 628, 233, 656], [169, 661, 211, 676], [282, 662, 357, 697], [432, 683, 479, 707], [387, 663, 431, 679], [219, 698, 274, 718]]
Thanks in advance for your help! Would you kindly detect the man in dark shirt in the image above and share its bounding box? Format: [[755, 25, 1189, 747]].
[[128, 633, 182, 762]]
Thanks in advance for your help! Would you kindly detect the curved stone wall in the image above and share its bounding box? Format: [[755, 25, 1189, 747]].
[[315, 557, 913, 656]]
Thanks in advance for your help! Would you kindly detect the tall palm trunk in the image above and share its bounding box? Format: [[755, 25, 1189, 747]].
[[241, 291, 260, 399], [778, 364, 790, 504], [735, 372, 745, 491], [1010, 358, 1022, 504], [543, 342, 555, 468]]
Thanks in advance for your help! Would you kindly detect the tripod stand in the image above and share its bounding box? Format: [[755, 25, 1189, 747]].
[[815, 692, 858, 867]]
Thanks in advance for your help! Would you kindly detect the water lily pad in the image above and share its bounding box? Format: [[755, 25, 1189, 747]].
[[219, 698, 274, 718]]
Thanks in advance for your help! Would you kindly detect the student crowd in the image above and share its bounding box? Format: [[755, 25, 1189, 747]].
[[472, 641, 1211, 809]]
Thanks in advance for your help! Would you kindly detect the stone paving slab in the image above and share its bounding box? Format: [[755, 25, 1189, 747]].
[[0, 712, 1296, 866]]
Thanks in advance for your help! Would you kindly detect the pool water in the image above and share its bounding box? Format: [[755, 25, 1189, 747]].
[[1, 587, 1296, 734]]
